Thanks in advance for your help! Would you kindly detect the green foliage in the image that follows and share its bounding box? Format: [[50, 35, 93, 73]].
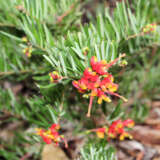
[[0, 0, 160, 159], [80, 142, 116, 160]]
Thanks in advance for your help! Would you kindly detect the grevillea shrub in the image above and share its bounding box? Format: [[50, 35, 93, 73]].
[[0, 0, 160, 159]]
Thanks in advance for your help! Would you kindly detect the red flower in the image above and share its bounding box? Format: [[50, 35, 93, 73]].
[[89, 127, 108, 139], [89, 119, 134, 141], [49, 71, 62, 83], [108, 120, 124, 138], [91, 56, 108, 75], [36, 123, 68, 148], [143, 23, 157, 33], [72, 54, 127, 117], [23, 47, 32, 57], [83, 68, 98, 82], [123, 119, 134, 128], [108, 119, 134, 140], [100, 77, 118, 92], [97, 89, 111, 104], [72, 79, 88, 92]]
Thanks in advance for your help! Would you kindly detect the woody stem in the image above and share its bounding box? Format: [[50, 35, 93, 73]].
[[86, 96, 94, 117]]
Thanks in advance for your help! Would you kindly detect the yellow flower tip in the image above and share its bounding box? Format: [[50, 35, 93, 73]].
[[53, 71, 59, 75], [88, 67, 92, 72], [97, 98, 102, 104], [86, 113, 91, 117], [27, 52, 32, 58], [96, 132, 105, 139], [80, 85, 87, 90], [109, 133, 116, 139], [109, 86, 118, 92], [106, 97, 111, 103], [83, 94, 89, 98], [111, 77, 114, 82], [23, 48, 26, 53], [101, 86, 106, 92], [119, 135, 125, 141], [35, 128, 42, 135], [123, 97, 128, 102], [93, 56, 98, 62], [117, 124, 123, 128], [120, 60, 128, 67], [129, 123, 135, 128], [82, 47, 89, 55], [90, 92, 97, 97], [101, 60, 107, 65], [50, 78, 54, 83], [94, 83, 99, 88], [129, 135, 133, 139], [23, 47, 32, 57], [57, 125, 60, 130], [120, 96, 128, 102], [22, 36, 28, 42], [120, 53, 126, 58], [105, 127, 108, 133]]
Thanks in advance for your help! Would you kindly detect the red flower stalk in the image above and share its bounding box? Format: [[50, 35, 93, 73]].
[[72, 54, 127, 117], [36, 123, 68, 148]]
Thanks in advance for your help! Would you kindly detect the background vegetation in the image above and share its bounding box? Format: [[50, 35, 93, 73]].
[[0, 0, 160, 159]]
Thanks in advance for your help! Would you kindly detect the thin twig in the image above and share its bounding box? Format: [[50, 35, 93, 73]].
[[0, 67, 44, 76], [56, 2, 76, 23], [0, 70, 32, 76], [20, 153, 31, 160], [0, 23, 16, 28], [126, 32, 144, 41]]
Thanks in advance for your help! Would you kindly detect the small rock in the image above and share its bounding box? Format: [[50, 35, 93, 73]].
[[42, 144, 69, 160]]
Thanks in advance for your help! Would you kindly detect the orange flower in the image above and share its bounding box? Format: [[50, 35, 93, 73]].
[[143, 23, 157, 33], [23, 47, 32, 57], [36, 123, 68, 148], [96, 128, 108, 138], [108, 119, 134, 140], [73, 54, 127, 117], [22, 36, 28, 42], [89, 119, 134, 141], [89, 127, 108, 139], [82, 47, 89, 55], [49, 71, 62, 83]]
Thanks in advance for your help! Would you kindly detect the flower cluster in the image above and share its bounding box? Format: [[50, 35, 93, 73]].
[[143, 23, 157, 33], [22, 36, 28, 43], [108, 119, 134, 140], [82, 47, 89, 56], [90, 119, 134, 141], [49, 71, 62, 83], [23, 47, 32, 57], [36, 123, 68, 148], [72, 54, 127, 117]]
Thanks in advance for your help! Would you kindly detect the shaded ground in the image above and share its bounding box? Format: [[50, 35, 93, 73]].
[[117, 100, 160, 160]]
